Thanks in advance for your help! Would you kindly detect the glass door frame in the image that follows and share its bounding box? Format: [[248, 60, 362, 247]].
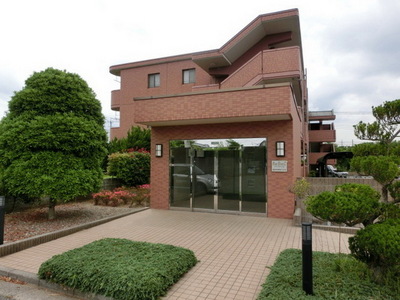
[[169, 138, 267, 215]]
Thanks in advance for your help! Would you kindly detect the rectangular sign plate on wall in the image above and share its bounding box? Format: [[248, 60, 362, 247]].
[[272, 160, 288, 172]]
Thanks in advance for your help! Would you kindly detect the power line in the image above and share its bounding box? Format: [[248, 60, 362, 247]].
[[335, 111, 370, 115]]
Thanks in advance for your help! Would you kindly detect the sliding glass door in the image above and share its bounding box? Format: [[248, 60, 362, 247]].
[[170, 138, 267, 214]]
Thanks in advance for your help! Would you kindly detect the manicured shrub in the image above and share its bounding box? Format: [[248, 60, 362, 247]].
[[388, 180, 400, 203], [92, 190, 113, 206], [92, 186, 150, 207], [349, 219, 400, 282], [38, 238, 198, 300], [107, 151, 150, 187], [334, 183, 380, 201], [257, 249, 399, 300], [132, 184, 150, 206], [351, 156, 400, 202], [114, 185, 150, 206], [305, 183, 381, 227], [92, 189, 137, 207], [380, 202, 400, 221]]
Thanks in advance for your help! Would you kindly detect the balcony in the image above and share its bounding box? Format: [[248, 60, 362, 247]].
[[219, 47, 304, 105], [221, 47, 302, 88], [309, 129, 336, 143], [309, 110, 335, 121], [111, 90, 121, 111], [134, 84, 297, 126]]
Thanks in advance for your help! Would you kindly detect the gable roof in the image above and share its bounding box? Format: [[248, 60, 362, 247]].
[[110, 9, 303, 76], [192, 9, 302, 71]]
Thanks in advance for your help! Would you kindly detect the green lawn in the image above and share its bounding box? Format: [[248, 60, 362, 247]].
[[257, 249, 399, 300], [38, 238, 198, 300]]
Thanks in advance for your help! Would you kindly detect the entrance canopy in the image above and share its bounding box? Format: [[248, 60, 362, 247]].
[[316, 152, 353, 177]]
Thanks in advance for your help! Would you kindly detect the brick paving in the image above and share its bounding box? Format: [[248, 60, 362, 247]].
[[0, 209, 353, 299]]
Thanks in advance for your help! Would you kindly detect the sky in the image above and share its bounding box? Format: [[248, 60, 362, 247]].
[[1, 0, 400, 145]]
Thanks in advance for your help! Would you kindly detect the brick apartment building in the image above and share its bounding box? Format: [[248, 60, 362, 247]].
[[308, 110, 337, 173], [109, 9, 334, 219]]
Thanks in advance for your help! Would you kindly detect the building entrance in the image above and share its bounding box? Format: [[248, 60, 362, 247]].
[[170, 138, 267, 214]]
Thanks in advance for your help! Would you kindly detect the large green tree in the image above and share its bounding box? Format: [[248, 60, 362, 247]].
[[0, 68, 107, 219], [354, 99, 400, 152], [351, 155, 399, 203]]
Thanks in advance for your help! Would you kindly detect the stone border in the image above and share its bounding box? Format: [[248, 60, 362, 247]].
[[292, 207, 360, 234], [0, 207, 149, 257], [0, 266, 113, 299]]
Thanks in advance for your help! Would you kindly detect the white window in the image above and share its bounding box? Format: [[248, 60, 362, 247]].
[[148, 73, 160, 88], [182, 69, 195, 84]]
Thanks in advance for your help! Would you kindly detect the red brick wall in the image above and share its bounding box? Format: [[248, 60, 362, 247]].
[[134, 85, 292, 125], [111, 60, 213, 139], [120, 60, 212, 99], [262, 47, 301, 74], [150, 121, 296, 219], [221, 47, 301, 89]]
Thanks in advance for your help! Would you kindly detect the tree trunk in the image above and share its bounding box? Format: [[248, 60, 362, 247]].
[[48, 198, 57, 220], [382, 185, 389, 203]]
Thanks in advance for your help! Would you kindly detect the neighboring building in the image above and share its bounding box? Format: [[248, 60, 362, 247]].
[[308, 110, 336, 173], [109, 9, 315, 219]]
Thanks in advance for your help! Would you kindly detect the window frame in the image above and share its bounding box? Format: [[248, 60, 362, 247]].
[[182, 68, 196, 84], [148, 73, 160, 88]]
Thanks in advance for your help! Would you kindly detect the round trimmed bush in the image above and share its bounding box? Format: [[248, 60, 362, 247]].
[[305, 183, 381, 227], [349, 219, 400, 280]]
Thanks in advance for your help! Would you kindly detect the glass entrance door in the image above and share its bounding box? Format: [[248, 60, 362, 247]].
[[218, 149, 240, 211], [192, 149, 215, 209], [242, 146, 267, 213], [170, 147, 191, 208], [170, 138, 267, 214]]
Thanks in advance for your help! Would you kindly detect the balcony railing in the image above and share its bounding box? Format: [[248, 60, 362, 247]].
[[133, 84, 296, 126], [220, 47, 302, 89], [309, 130, 336, 142], [111, 90, 122, 111]]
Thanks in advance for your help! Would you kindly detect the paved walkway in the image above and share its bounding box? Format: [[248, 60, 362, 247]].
[[0, 209, 353, 299]]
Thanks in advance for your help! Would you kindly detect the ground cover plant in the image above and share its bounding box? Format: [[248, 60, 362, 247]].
[[38, 238, 198, 300], [257, 249, 399, 300]]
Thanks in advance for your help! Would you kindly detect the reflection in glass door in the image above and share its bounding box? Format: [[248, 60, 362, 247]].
[[218, 150, 240, 211], [242, 146, 267, 213], [170, 138, 267, 214], [192, 149, 215, 209], [170, 147, 191, 208]]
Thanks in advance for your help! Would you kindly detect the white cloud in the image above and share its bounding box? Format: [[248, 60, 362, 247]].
[[1, 0, 400, 145]]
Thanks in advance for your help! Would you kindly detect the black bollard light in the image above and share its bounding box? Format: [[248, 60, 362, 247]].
[[0, 196, 5, 245], [302, 223, 313, 295]]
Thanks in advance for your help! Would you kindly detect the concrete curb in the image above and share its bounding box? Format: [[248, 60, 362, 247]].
[[0, 266, 112, 299], [0, 207, 149, 257], [0, 207, 149, 299]]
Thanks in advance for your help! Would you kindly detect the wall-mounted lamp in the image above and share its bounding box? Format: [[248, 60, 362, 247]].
[[155, 144, 163, 157], [276, 141, 285, 157]]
